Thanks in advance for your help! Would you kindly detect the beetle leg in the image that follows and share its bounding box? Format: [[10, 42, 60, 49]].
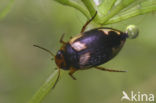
[[60, 33, 66, 44], [95, 66, 127, 72], [81, 11, 97, 33], [68, 68, 77, 80]]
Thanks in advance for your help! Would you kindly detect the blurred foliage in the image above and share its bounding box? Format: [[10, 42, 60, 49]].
[[0, 0, 156, 103], [0, 0, 14, 20], [55, 0, 156, 25]]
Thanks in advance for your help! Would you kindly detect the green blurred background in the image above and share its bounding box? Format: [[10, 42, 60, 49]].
[[0, 0, 156, 103]]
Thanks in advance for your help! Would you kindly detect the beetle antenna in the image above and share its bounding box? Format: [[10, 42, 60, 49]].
[[33, 45, 55, 57], [52, 68, 60, 89]]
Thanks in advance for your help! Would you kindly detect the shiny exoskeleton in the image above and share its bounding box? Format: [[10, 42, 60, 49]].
[[34, 12, 138, 81], [53, 11, 136, 80], [56, 28, 127, 70], [55, 27, 128, 80]]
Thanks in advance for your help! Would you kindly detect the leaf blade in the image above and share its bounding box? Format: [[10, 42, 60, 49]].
[[98, 0, 117, 16], [28, 70, 59, 103], [99, 0, 136, 24], [105, 0, 156, 24], [55, 0, 90, 19]]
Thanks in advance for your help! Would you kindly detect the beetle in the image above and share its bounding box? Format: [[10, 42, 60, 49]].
[[34, 12, 139, 85]]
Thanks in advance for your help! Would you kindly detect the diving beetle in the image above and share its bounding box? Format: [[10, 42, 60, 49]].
[[34, 12, 139, 83]]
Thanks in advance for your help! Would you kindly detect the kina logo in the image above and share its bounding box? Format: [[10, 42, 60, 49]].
[[121, 91, 154, 102]]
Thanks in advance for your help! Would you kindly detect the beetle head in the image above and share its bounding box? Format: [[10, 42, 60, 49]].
[[55, 50, 68, 70]]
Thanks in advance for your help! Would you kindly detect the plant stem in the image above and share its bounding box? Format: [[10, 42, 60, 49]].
[[98, 0, 116, 16], [68, 1, 90, 19], [100, 0, 135, 24], [81, 0, 97, 16], [105, 1, 156, 24], [0, 0, 14, 20], [55, 0, 90, 19], [28, 70, 59, 103]]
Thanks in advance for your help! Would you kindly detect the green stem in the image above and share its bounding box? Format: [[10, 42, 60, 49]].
[[98, 0, 117, 16], [68, 1, 90, 19], [28, 70, 59, 103], [0, 0, 14, 20], [105, 1, 156, 24], [81, 0, 97, 17], [55, 0, 90, 19], [100, 0, 135, 24]]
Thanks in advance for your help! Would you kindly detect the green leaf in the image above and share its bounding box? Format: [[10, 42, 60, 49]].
[[81, 0, 97, 16], [55, 0, 156, 25], [54, 0, 70, 5], [0, 0, 14, 20], [55, 0, 90, 19], [98, 0, 117, 16], [99, 0, 136, 24], [105, 0, 156, 24], [28, 70, 59, 103]]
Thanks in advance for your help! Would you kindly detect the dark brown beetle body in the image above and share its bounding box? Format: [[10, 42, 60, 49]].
[[35, 12, 138, 81], [70, 27, 127, 69], [55, 27, 127, 70], [55, 27, 128, 80]]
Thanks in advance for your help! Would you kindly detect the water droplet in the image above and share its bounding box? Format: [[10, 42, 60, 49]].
[[126, 25, 139, 39]]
